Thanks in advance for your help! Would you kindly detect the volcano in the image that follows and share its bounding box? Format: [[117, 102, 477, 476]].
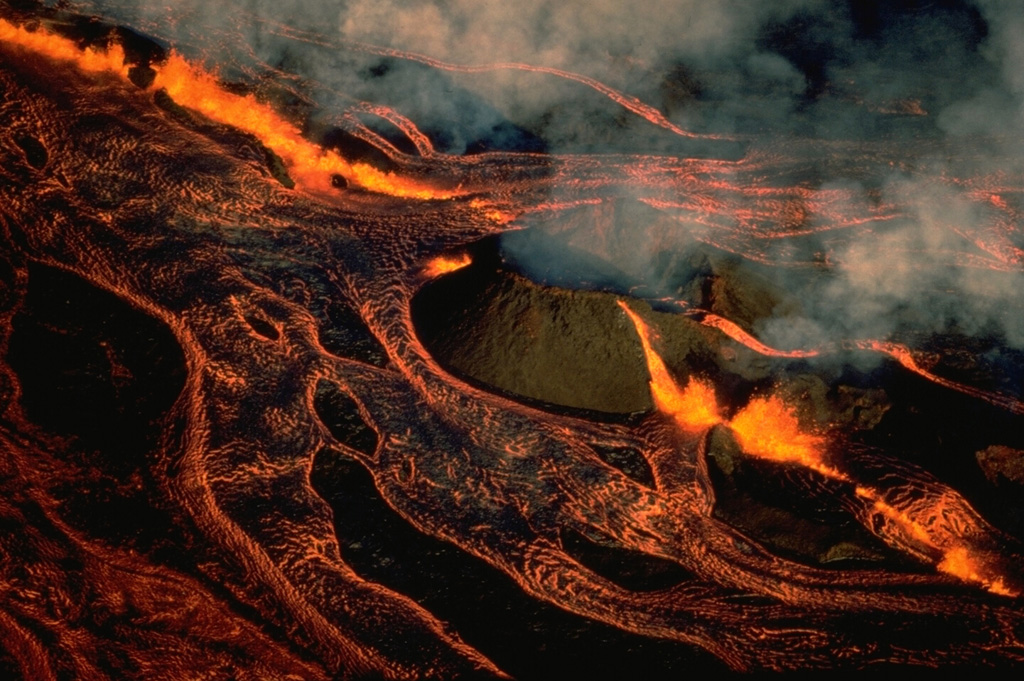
[[2, 1, 1024, 678]]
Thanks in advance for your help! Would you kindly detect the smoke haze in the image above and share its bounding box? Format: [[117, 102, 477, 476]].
[[58, 0, 1024, 359]]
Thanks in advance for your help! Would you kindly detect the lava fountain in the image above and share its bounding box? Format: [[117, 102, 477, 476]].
[[2, 1, 1024, 678]]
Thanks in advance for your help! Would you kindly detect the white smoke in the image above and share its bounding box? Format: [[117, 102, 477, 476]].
[[55, 0, 1024, 357]]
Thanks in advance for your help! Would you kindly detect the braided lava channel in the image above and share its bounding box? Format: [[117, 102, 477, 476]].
[[2, 7, 1024, 679]]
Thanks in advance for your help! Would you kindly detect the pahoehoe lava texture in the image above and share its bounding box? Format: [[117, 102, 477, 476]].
[[3, 4, 1024, 680]]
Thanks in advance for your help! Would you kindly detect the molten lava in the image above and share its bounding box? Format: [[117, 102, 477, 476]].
[[939, 548, 1014, 598], [728, 395, 838, 479], [689, 310, 1024, 417], [620, 303, 1018, 597], [619, 301, 828, 466], [3, 7, 1024, 678], [151, 54, 457, 199], [0, 17, 454, 199], [424, 253, 472, 277], [0, 18, 128, 75], [617, 301, 722, 431]]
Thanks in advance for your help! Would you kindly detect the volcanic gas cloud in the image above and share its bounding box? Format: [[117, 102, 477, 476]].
[[2, 1, 1024, 678]]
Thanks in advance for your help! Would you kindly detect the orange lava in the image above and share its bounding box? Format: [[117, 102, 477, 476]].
[[728, 395, 840, 480], [354, 44, 730, 141], [700, 314, 820, 359], [469, 199, 517, 224], [938, 548, 1016, 597], [678, 309, 1023, 417], [618, 302, 722, 431], [854, 340, 1024, 416], [5, 9, 1024, 670], [853, 486, 933, 545], [424, 253, 472, 277], [619, 301, 1017, 596], [0, 18, 128, 76], [0, 18, 452, 200], [151, 54, 454, 199]]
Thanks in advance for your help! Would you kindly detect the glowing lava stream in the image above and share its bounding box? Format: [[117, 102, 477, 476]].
[[696, 311, 1024, 416], [248, 13, 731, 143], [0, 18, 128, 74], [423, 252, 472, 278], [346, 46, 730, 142], [618, 301, 1017, 597], [0, 18, 454, 200]]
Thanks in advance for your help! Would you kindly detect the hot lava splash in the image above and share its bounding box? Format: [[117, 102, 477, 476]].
[[2, 2, 1024, 678]]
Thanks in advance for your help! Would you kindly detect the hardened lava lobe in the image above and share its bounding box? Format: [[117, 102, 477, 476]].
[[3, 9, 1024, 680]]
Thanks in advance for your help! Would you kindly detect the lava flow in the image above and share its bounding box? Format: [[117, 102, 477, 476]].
[[620, 301, 1018, 597], [616, 302, 722, 431], [3, 4, 1024, 680], [150, 53, 457, 199], [694, 311, 1024, 416], [0, 16, 454, 199], [423, 252, 472, 278]]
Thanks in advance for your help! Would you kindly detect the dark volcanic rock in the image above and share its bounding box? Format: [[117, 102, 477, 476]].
[[413, 250, 883, 423], [414, 260, 735, 415], [774, 374, 890, 432], [415, 264, 654, 414], [977, 445, 1024, 487], [707, 426, 902, 568]]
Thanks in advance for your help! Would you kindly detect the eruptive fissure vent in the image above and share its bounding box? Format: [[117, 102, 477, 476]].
[[2, 3, 1024, 679]]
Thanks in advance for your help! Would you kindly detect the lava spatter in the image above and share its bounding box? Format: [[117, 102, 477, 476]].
[[423, 253, 472, 278], [727, 394, 838, 479], [619, 303, 1020, 597], [617, 301, 722, 432], [3, 5, 1024, 678]]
